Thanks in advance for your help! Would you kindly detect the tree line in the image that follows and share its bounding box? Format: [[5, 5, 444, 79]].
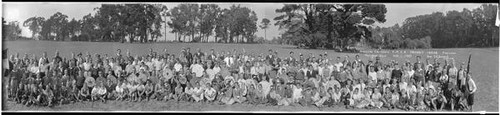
[[5, 3, 498, 49], [368, 4, 499, 49], [16, 4, 262, 43], [2, 18, 23, 41]]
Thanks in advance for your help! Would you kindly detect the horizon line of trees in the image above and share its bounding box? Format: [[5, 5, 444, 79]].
[[271, 3, 498, 49], [3, 3, 499, 49], [11, 4, 264, 43]]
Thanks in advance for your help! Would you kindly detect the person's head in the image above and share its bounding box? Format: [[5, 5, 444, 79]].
[[64, 69, 69, 75], [369, 66, 375, 72], [354, 87, 360, 94], [416, 56, 421, 62], [391, 78, 397, 84]]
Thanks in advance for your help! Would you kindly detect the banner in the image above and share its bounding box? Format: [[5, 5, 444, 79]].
[[360, 50, 457, 59]]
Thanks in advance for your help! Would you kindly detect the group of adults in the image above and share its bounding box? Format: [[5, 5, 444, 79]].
[[3, 47, 477, 111]]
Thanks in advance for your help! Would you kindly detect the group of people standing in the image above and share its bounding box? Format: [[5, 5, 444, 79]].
[[3, 48, 476, 111]]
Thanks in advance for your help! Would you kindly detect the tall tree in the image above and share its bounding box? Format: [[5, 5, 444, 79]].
[[47, 12, 69, 41], [3, 21, 22, 40], [274, 4, 387, 49], [160, 5, 169, 42], [23, 16, 45, 40], [259, 18, 270, 40]]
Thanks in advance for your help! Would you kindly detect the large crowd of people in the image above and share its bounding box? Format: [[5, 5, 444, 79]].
[[3, 48, 477, 111]]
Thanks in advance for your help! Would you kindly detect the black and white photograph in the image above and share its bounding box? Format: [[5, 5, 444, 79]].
[[1, 2, 499, 112]]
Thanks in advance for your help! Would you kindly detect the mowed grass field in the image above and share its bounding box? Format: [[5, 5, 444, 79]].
[[2, 41, 498, 112]]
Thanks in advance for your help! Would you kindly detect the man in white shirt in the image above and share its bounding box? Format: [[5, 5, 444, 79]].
[[224, 53, 234, 67], [334, 57, 343, 72], [191, 59, 205, 79], [174, 59, 183, 73]]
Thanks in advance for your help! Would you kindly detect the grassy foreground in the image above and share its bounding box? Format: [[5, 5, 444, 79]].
[[2, 41, 498, 112]]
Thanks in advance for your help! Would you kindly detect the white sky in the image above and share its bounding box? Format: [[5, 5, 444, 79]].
[[2, 2, 490, 41]]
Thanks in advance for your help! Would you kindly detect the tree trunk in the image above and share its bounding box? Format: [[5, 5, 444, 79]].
[[264, 29, 267, 41]]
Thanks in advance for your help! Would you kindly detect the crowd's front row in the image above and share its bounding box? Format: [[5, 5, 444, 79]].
[[4, 48, 477, 112]]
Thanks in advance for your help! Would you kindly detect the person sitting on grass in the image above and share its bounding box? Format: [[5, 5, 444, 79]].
[[192, 82, 205, 102], [95, 71, 107, 98], [347, 87, 360, 109], [173, 81, 184, 102], [282, 83, 294, 106], [381, 87, 392, 109], [204, 83, 217, 103], [79, 83, 90, 102], [91, 82, 99, 102], [165, 80, 174, 101], [151, 80, 164, 101], [389, 89, 400, 110], [356, 87, 372, 109], [246, 83, 259, 105], [415, 82, 427, 111], [269, 80, 283, 106], [220, 82, 235, 105], [113, 80, 125, 101], [44, 84, 55, 107], [432, 86, 447, 111], [144, 80, 154, 101], [29, 81, 39, 106], [407, 80, 417, 110], [127, 80, 138, 102], [97, 83, 108, 103], [314, 85, 331, 107], [105, 69, 117, 99], [233, 82, 247, 104], [332, 86, 342, 106], [136, 79, 146, 102], [371, 88, 383, 109], [15, 82, 24, 104], [121, 80, 130, 101], [255, 83, 268, 105], [291, 83, 303, 105]]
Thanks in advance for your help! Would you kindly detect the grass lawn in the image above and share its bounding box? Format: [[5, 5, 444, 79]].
[[2, 41, 498, 112]]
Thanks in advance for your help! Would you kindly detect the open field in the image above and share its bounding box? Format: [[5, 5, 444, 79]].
[[2, 41, 498, 112]]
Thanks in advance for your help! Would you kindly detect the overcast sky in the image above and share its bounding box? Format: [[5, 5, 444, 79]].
[[2, 2, 488, 41]]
